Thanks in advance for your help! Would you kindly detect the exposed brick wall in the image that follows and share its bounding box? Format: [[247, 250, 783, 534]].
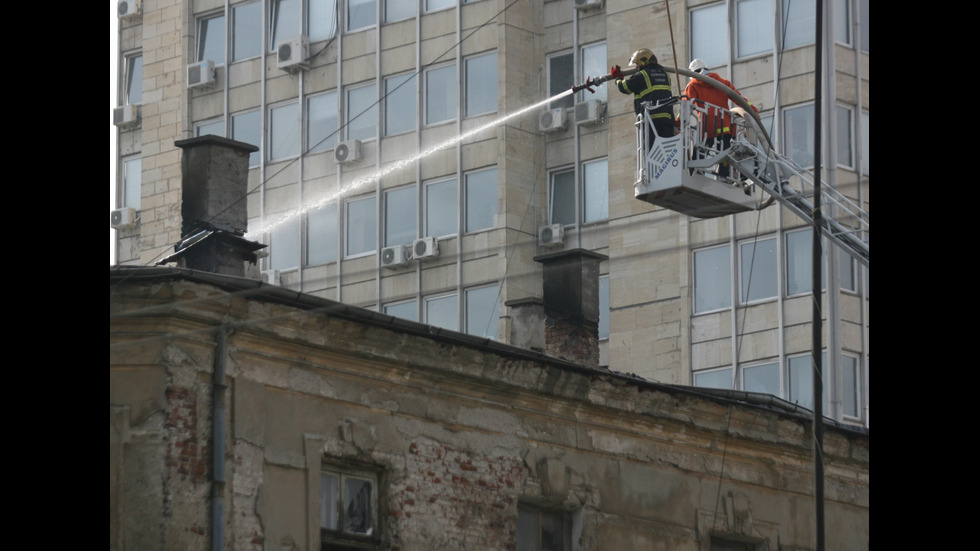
[[545, 311, 600, 367], [388, 441, 527, 551]]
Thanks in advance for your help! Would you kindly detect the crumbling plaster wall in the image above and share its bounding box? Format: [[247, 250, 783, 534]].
[[111, 277, 868, 551]]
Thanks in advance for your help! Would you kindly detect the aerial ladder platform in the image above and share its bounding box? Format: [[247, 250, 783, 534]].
[[572, 66, 869, 268], [634, 92, 868, 268]]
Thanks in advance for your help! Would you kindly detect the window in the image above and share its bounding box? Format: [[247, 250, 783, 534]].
[[347, 83, 377, 141], [384, 299, 418, 321], [694, 366, 733, 389], [547, 52, 574, 110], [425, 177, 457, 237], [859, 0, 868, 52], [860, 111, 869, 175], [269, 214, 301, 270], [788, 352, 828, 412], [839, 245, 856, 293], [583, 159, 608, 223], [197, 13, 225, 63], [690, 3, 727, 68], [782, 103, 814, 167], [196, 118, 225, 137], [549, 169, 575, 226], [465, 285, 499, 339], [598, 275, 610, 340], [233, 1, 262, 61], [269, 102, 300, 161], [122, 156, 142, 210], [579, 43, 607, 104], [309, 0, 338, 42], [840, 354, 859, 418], [465, 52, 498, 117], [833, 0, 850, 45], [307, 202, 338, 265], [736, 0, 772, 58], [308, 90, 339, 153], [784, 228, 814, 296], [742, 361, 780, 395], [425, 0, 454, 11], [124, 53, 143, 105], [464, 167, 497, 232], [384, 187, 416, 247], [836, 105, 853, 168], [781, 0, 815, 49], [385, 73, 416, 136], [694, 244, 731, 313], [232, 109, 262, 167], [425, 64, 457, 125], [320, 466, 379, 549], [549, 159, 608, 226], [348, 0, 376, 31], [425, 294, 458, 331], [739, 237, 777, 303], [271, 0, 301, 48], [346, 195, 377, 257], [385, 0, 415, 22], [517, 505, 570, 551], [781, 103, 854, 168]]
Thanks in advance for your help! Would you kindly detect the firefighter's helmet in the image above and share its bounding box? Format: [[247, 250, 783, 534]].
[[689, 58, 709, 74], [628, 48, 656, 68]]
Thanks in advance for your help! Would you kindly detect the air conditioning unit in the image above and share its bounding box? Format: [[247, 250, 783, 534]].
[[539, 108, 566, 133], [381, 245, 412, 269], [110, 207, 138, 229], [334, 140, 362, 164], [413, 237, 439, 260], [261, 269, 281, 285], [277, 35, 309, 72], [575, 100, 605, 125], [118, 0, 140, 19], [538, 224, 565, 246], [113, 104, 140, 128], [574, 0, 604, 10], [187, 60, 216, 90]]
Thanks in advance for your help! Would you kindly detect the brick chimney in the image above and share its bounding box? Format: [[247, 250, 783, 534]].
[[158, 136, 264, 277], [533, 249, 608, 367]]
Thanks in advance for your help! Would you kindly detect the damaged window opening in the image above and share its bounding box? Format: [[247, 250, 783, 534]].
[[320, 467, 379, 549]]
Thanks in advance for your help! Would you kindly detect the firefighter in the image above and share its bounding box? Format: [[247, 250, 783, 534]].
[[614, 48, 674, 143], [684, 58, 756, 178]]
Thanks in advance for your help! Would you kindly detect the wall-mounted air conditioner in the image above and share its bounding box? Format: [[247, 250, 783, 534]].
[[110, 207, 138, 229], [574, 0, 604, 10], [118, 0, 140, 19], [539, 108, 566, 133], [413, 237, 439, 260], [113, 104, 140, 128], [575, 100, 605, 125], [381, 245, 412, 269], [538, 224, 565, 246], [261, 269, 281, 285], [187, 60, 216, 90], [277, 35, 309, 72], [334, 140, 362, 164]]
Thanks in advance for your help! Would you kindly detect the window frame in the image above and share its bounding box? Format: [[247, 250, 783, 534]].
[[578, 42, 607, 104], [383, 299, 418, 322], [121, 155, 142, 211], [346, 82, 378, 142], [424, 176, 458, 238], [195, 118, 226, 138], [464, 51, 499, 118], [463, 166, 497, 234], [424, 0, 455, 13], [122, 51, 143, 105], [738, 235, 778, 305], [345, 194, 377, 258], [307, 89, 339, 153], [384, 0, 416, 23], [347, 0, 377, 33], [384, 72, 417, 137], [547, 50, 574, 110], [268, 213, 301, 271], [693, 243, 732, 314], [735, 0, 773, 60], [196, 11, 226, 64], [689, 2, 728, 69], [424, 62, 458, 127], [319, 464, 381, 548], [464, 284, 499, 340], [517, 503, 572, 551], [232, 0, 263, 62], [306, 201, 339, 267], [232, 108, 262, 168], [424, 292, 459, 331], [693, 365, 734, 390], [383, 185, 417, 248]]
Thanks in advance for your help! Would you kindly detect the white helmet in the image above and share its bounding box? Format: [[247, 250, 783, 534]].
[[689, 59, 708, 74]]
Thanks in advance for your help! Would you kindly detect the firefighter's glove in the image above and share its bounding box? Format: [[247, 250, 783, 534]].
[[610, 65, 623, 79]]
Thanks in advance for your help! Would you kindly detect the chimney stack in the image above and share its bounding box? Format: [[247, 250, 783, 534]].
[[534, 249, 608, 367], [159, 136, 264, 277]]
